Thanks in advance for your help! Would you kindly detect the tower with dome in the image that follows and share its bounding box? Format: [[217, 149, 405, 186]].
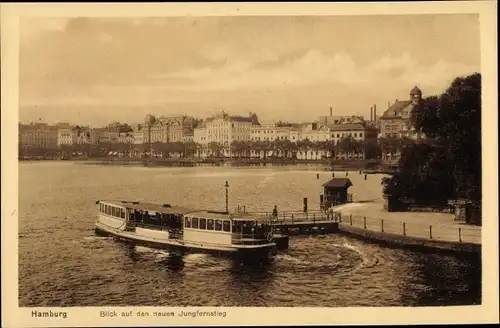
[[378, 85, 424, 160]]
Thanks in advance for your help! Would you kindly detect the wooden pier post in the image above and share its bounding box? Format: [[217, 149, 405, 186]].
[[363, 216, 366, 229], [243, 205, 246, 213], [364, 174, 367, 180], [317, 173, 319, 179], [459, 228, 462, 242], [381, 219, 384, 232], [403, 222, 406, 236], [350, 214, 352, 226], [429, 225, 432, 239], [291, 214, 294, 224]]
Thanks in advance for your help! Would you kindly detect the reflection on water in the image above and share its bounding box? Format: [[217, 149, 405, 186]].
[[18, 163, 480, 307]]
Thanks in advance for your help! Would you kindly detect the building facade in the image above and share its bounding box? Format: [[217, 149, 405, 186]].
[[193, 112, 258, 157], [250, 124, 295, 142], [19, 123, 58, 150], [56, 123, 74, 147], [379, 86, 422, 138], [141, 115, 196, 144], [378, 86, 423, 160]]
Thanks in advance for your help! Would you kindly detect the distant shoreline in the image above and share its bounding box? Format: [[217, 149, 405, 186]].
[[18, 157, 396, 173]]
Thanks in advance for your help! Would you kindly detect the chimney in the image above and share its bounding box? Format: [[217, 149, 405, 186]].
[[330, 106, 333, 116], [370, 106, 373, 121], [374, 104, 377, 122]]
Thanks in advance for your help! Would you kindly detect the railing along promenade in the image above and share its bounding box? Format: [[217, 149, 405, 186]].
[[240, 209, 481, 245], [336, 212, 481, 245]]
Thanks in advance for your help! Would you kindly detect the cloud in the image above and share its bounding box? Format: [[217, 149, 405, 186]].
[[21, 48, 479, 110], [18, 16, 481, 124], [151, 49, 479, 94]]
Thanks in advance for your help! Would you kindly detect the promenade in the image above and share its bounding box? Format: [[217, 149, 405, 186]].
[[333, 201, 481, 245]]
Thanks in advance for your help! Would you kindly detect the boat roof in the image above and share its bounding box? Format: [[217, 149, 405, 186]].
[[99, 200, 273, 221], [100, 200, 197, 215], [230, 212, 272, 222], [184, 211, 271, 221], [185, 210, 231, 220]]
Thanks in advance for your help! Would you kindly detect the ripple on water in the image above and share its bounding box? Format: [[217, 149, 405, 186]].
[[18, 163, 481, 307]]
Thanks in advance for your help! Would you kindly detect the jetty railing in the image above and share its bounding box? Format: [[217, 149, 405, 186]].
[[240, 210, 333, 224], [238, 209, 480, 244], [339, 213, 481, 244]]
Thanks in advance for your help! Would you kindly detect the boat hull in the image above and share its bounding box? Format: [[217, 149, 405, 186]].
[[95, 222, 276, 260]]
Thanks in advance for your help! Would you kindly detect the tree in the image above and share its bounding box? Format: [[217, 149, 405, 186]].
[[384, 73, 481, 206], [336, 136, 363, 158], [184, 140, 197, 159], [208, 142, 224, 157], [363, 138, 381, 159], [230, 140, 246, 158]]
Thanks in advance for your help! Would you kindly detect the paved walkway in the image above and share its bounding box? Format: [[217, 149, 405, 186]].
[[333, 201, 481, 244]]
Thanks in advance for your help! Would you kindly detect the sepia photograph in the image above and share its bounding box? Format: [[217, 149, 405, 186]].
[[2, 2, 498, 327]]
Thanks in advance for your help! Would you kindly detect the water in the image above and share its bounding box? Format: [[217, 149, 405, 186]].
[[18, 162, 481, 307]]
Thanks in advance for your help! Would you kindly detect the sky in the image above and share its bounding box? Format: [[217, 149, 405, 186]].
[[19, 15, 481, 126]]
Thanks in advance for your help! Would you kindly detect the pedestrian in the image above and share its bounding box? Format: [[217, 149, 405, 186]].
[[328, 206, 334, 221], [272, 205, 278, 219]]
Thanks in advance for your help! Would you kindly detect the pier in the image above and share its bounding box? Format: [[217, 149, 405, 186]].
[[271, 211, 340, 235], [243, 206, 480, 255]]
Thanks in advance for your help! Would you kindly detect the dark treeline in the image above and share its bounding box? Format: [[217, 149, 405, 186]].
[[19, 136, 416, 161], [383, 73, 481, 209]]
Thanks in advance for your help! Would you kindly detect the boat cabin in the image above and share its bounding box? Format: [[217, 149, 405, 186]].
[[98, 200, 196, 230], [183, 211, 273, 246]]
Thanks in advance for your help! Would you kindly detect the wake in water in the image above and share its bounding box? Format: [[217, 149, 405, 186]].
[[331, 240, 380, 272], [83, 236, 109, 241], [275, 236, 380, 276]]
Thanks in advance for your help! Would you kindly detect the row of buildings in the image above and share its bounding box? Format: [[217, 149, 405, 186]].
[[19, 86, 424, 160]]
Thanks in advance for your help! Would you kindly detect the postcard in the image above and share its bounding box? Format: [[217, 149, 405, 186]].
[[1, 2, 498, 327]]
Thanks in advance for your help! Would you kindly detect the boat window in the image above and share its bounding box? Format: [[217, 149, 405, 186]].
[[192, 217, 199, 229], [185, 217, 191, 228], [106, 205, 110, 215], [161, 213, 169, 226], [215, 219, 222, 231], [121, 209, 125, 218], [223, 220, 231, 232], [105, 205, 108, 215], [112, 207, 116, 217], [207, 219, 214, 230], [199, 218, 207, 229], [232, 221, 242, 233]]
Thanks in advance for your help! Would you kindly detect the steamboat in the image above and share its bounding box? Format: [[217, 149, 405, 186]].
[[95, 200, 277, 259]]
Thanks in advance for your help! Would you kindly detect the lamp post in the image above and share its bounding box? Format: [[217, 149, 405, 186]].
[[224, 181, 229, 213]]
